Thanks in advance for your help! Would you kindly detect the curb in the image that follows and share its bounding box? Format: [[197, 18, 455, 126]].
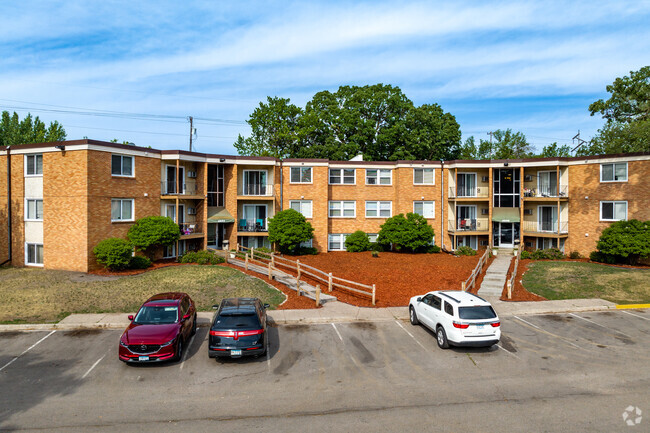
[[496, 305, 615, 318], [616, 304, 650, 310]]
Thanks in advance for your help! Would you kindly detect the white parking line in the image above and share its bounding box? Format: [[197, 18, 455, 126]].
[[496, 344, 521, 360], [82, 355, 106, 379], [266, 345, 271, 374], [621, 311, 650, 321], [514, 315, 542, 330], [569, 313, 633, 338], [394, 320, 428, 351], [515, 315, 583, 349], [179, 333, 197, 370], [331, 323, 343, 342], [0, 330, 56, 372]]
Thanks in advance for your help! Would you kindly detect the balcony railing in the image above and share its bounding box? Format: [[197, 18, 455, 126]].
[[523, 185, 568, 198], [239, 183, 274, 197], [179, 223, 202, 236], [161, 180, 198, 196], [448, 218, 489, 232], [237, 219, 268, 232], [522, 220, 568, 234], [449, 186, 489, 198]]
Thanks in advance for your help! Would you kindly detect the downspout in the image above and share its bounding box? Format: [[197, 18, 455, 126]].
[[279, 159, 283, 211], [440, 159, 444, 251], [2, 146, 12, 266]]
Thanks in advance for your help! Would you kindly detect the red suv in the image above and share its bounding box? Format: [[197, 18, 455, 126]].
[[119, 292, 196, 363]]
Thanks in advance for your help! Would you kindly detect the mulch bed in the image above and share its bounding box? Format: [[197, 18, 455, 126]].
[[279, 251, 485, 308], [89, 260, 187, 276]]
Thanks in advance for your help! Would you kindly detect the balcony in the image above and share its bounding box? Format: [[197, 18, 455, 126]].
[[523, 185, 568, 199], [161, 180, 200, 196], [238, 183, 274, 197], [449, 187, 489, 199], [522, 220, 568, 235], [179, 223, 204, 239], [237, 219, 268, 233], [448, 218, 490, 232]]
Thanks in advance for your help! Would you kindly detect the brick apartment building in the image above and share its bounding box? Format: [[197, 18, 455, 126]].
[[1, 139, 649, 272]]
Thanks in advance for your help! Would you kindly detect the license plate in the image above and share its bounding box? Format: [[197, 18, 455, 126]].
[[138, 356, 149, 361], [476, 324, 484, 329], [231, 350, 242, 356]]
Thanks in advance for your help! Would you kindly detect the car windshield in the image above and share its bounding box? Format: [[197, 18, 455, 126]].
[[134, 306, 178, 324], [213, 313, 260, 329], [458, 306, 497, 320]]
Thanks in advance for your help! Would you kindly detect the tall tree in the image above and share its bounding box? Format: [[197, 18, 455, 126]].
[[459, 129, 533, 160], [0, 111, 66, 147], [589, 66, 650, 124], [539, 142, 571, 158]]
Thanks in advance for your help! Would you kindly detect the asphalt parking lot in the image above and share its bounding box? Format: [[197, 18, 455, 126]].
[[0, 309, 648, 432]]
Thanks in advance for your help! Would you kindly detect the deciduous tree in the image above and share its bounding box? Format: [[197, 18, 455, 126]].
[[0, 111, 66, 147]]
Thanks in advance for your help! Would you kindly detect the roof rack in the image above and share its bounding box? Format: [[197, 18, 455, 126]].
[[438, 292, 461, 304]]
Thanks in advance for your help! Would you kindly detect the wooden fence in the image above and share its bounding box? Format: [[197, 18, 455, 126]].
[[230, 245, 377, 305], [461, 247, 491, 292], [505, 249, 521, 300]]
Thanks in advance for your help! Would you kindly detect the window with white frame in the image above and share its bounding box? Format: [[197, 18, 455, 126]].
[[600, 201, 627, 221], [290, 166, 312, 183], [25, 199, 43, 220], [367, 233, 378, 243], [329, 168, 355, 184], [329, 201, 355, 218], [328, 234, 349, 251], [111, 154, 134, 176], [365, 201, 392, 218], [414, 168, 434, 185], [300, 239, 313, 248], [290, 200, 313, 218], [25, 154, 43, 176], [366, 169, 392, 185], [26, 243, 43, 265], [600, 162, 627, 182], [413, 201, 435, 218], [111, 199, 134, 222]]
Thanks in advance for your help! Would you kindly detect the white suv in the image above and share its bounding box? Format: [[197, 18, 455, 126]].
[[409, 291, 500, 349]]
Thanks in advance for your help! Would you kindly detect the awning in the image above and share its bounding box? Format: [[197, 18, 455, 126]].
[[207, 207, 235, 223], [491, 207, 520, 223]]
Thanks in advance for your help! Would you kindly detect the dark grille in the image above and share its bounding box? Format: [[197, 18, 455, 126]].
[[128, 344, 161, 354]]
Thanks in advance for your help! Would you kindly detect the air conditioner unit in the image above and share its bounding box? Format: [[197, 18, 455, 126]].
[[524, 209, 533, 215], [481, 208, 489, 215], [187, 207, 196, 215], [482, 176, 488, 182], [524, 175, 532, 182], [188, 171, 197, 178]]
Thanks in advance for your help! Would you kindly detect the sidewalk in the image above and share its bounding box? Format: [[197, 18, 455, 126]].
[[0, 297, 619, 332]]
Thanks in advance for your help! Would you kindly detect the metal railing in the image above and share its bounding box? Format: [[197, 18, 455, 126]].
[[449, 186, 489, 198], [239, 183, 274, 196], [521, 220, 568, 234], [179, 223, 202, 236], [237, 219, 268, 232], [161, 180, 198, 195], [448, 218, 489, 232], [523, 185, 568, 198]]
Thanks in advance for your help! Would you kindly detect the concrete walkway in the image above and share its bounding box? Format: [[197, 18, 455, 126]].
[[479, 251, 513, 296]]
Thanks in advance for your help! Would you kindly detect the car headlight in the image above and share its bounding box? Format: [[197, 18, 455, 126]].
[[119, 340, 128, 347], [160, 338, 175, 347]]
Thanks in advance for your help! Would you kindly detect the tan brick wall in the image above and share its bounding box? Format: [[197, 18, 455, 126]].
[[10, 154, 25, 266], [224, 164, 238, 248], [568, 159, 650, 256], [0, 153, 7, 262]]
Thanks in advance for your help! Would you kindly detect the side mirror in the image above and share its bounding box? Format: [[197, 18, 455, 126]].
[[264, 304, 270, 309], [128, 315, 134, 321], [212, 304, 219, 310], [416, 297, 422, 303]]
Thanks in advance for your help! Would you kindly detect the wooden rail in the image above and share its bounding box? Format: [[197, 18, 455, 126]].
[[461, 247, 491, 292], [506, 249, 521, 300]]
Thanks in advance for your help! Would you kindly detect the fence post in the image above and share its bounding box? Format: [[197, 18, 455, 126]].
[[268, 261, 273, 280], [245, 253, 249, 271], [372, 284, 376, 306], [296, 273, 301, 296], [296, 260, 301, 280], [328, 273, 333, 292], [507, 280, 512, 300], [271, 252, 275, 267], [251, 247, 255, 261], [461, 281, 466, 292], [224, 249, 229, 264], [315, 285, 321, 307], [236, 243, 240, 254]]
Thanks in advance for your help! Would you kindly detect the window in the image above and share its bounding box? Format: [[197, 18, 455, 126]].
[[413, 201, 435, 218], [111, 155, 133, 177], [328, 234, 349, 251], [414, 168, 434, 185], [25, 199, 43, 220], [600, 201, 627, 221], [300, 239, 313, 248], [329, 168, 355, 184], [329, 201, 355, 218], [444, 301, 453, 316], [290, 167, 312, 183], [26, 243, 43, 266], [366, 169, 392, 185], [25, 154, 43, 176], [430, 295, 441, 310], [111, 199, 134, 222], [367, 233, 378, 243], [365, 201, 391, 218], [601, 163, 627, 182], [290, 200, 313, 218]]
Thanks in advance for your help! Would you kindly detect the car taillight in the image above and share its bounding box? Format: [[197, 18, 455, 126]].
[[452, 321, 469, 329], [491, 321, 501, 327], [209, 329, 264, 340]]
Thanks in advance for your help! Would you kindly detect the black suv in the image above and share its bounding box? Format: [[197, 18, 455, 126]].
[[208, 298, 269, 359]]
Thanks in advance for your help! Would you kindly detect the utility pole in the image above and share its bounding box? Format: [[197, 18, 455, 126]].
[[571, 130, 588, 154], [188, 116, 193, 152]]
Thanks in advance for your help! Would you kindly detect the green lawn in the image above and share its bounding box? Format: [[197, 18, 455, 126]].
[[523, 261, 650, 305], [0, 265, 286, 324]]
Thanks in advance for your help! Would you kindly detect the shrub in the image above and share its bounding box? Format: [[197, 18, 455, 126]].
[[589, 250, 618, 264], [127, 216, 181, 259], [595, 219, 650, 265], [455, 246, 477, 256], [345, 231, 371, 252], [254, 247, 273, 254], [521, 248, 565, 260], [129, 255, 152, 269], [180, 250, 225, 265], [294, 246, 318, 256], [377, 213, 435, 253], [93, 238, 133, 270], [370, 243, 384, 252], [521, 250, 531, 259], [426, 245, 441, 254], [371, 251, 379, 258], [569, 251, 581, 259], [268, 209, 314, 254]]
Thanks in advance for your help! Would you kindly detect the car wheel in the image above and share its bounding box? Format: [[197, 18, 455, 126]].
[[191, 314, 197, 336], [436, 326, 449, 349], [409, 306, 419, 325], [174, 339, 184, 362]]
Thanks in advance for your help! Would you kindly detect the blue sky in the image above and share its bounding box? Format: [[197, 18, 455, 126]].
[[1, 0, 649, 154]]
